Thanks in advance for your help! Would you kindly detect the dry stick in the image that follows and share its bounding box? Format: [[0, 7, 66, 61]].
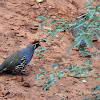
[[35, 82, 67, 100], [61, 75, 100, 79], [49, 89, 67, 100], [38, 30, 66, 54], [46, 31, 66, 51]]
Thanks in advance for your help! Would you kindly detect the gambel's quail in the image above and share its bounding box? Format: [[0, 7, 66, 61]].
[[71, 13, 86, 46], [0, 40, 40, 75]]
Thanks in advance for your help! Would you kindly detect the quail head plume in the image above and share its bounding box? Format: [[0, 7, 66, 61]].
[[0, 40, 40, 75]]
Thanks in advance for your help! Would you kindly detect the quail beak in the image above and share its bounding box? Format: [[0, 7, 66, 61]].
[[39, 44, 41, 46]]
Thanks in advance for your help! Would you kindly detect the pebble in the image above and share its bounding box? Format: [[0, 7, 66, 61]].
[[22, 82, 31, 87], [82, 80, 87, 83], [16, 76, 23, 82]]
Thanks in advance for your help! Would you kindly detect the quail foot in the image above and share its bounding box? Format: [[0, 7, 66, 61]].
[[0, 40, 40, 75], [71, 13, 86, 46]]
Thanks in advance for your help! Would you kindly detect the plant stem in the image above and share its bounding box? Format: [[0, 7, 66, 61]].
[[47, 31, 66, 50]]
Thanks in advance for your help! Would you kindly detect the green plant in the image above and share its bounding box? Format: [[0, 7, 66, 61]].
[[82, 84, 100, 100], [35, 0, 100, 100]]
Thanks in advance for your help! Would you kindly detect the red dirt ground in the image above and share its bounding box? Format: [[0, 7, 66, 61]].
[[0, 0, 100, 100]]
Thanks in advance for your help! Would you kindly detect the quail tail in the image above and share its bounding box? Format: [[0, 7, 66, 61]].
[[0, 65, 4, 71]]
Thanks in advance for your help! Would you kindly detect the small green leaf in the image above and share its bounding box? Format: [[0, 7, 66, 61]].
[[92, 84, 100, 92], [49, 51, 52, 53], [40, 23, 43, 29], [35, 73, 43, 79], [61, 98, 64, 100], [66, 45, 74, 55], [47, 17, 53, 22], [57, 70, 64, 78], [73, 19, 87, 29], [39, 68, 43, 72], [44, 78, 56, 89], [52, 64, 58, 69], [88, 8, 95, 18], [55, 29, 61, 32], [96, 11, 100, 14], [42, 69, 46, 74], [51, 20, 57, 24], [46, 77, 49, 80], [74, 33, 85, 46], [51, 30, 56, 39], [37, 15, 46, 20], [55, 24, 59, 27], [95, 31, 100, 40], [36, 52, 40, 56], [82, 96, 89, 100], [84, 35, 92, 47], [50, 73, 56, 78], [84, 4, 92, 9]]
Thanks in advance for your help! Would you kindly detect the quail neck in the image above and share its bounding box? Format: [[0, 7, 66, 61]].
[[20, 42, 39, 65]]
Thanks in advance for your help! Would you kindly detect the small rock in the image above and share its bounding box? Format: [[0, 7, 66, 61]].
[[6, 82, 9, 84], [33, 4, 40, 9], [0, 55, 7, 59], [22, 82, 31, 87], [82, 80, 87, 83], [16, 76, 23, 82], [30, 26, 38, 30], [11, 76, 16, 80], [69, 0, 73, 3], [36, 0, 43, 3], [6, 78, 9, 81], [60, 84, 63, 86], [0, 3, 6, 7], [33, 24, 39, 27], [27, 1, 35, 6], [33, 83, 37, 86], [40, 92, 44, 97]]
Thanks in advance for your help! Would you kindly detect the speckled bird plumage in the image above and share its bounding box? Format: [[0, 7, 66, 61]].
[[0, 40, 40, 73], [71, 13, 86, 46]]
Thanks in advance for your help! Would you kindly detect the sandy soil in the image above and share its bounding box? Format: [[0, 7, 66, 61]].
[[0, 0, 100, 100]]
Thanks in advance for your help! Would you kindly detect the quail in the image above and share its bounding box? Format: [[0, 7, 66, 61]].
[[71, 13, 86, 46], [0, 40, 40, 75]]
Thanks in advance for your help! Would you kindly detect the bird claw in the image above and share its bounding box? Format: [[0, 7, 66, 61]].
[[20, 71, 29, 76]]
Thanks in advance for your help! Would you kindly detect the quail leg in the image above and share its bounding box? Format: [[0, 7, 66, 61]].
[[11, 70, 19, 75]]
